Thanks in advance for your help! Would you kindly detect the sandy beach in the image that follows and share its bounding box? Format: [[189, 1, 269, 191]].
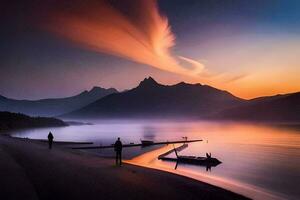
[[0, 135, 249, 200]]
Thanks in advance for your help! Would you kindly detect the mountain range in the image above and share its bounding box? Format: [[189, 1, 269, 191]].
[[62, 77, 300, 122], [63, 77, 244, 118], [0, 87, 118, 117], [217, 92, 300, 122], [1, 77, 299, 122]]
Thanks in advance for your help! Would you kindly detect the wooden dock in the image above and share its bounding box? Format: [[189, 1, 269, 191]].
[[158, 143, 188, 159], [71, 139, 202, 149]]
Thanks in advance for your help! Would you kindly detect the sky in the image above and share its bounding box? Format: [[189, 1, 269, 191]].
[[1, 0, 300, 100]]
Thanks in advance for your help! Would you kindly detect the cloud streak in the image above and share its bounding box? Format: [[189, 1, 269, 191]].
[[178, 56, 205, 74], [44, 0, 204, 76], [224, 74, 248, 83]]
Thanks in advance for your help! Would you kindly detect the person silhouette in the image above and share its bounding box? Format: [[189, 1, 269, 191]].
[[114, 137, 123, 166], [48, 132, 54, 149], [206, 152, 211, 159]]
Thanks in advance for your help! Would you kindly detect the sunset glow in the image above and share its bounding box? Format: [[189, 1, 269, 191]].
[[1, 1, 300, 200], [1, 0, 300, 99], [43, 0, 300, 99]]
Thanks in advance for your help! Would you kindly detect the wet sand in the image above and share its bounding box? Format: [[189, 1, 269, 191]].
[[0, 135, 249, 200]]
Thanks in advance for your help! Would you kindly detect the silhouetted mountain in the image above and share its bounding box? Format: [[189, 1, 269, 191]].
[[217, 92, 300, 122], [0, 111, 67, 132], [63, 77, 243, 118], [0, 87, 118, 117]]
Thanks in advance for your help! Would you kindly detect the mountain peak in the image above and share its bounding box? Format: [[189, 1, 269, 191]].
[[175, 81, 188, 86], [87, 86, 118, 95], [78, 86, 117, 97], [89, 86, 105, 93], [138, 77, 159, 88]]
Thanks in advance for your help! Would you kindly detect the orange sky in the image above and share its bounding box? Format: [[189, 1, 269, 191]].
[[178, 35, 300, 99], [42, 0, 300, 99]]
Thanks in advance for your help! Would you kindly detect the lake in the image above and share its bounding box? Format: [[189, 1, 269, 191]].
[[11, 120, 300, 200]]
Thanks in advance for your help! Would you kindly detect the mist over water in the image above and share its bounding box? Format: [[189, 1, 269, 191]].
[[11, 120, 300, 200]]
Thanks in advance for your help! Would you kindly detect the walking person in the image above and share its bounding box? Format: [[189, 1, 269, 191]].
[[48, 132, 54, 149], [114, 137, 123, 166]]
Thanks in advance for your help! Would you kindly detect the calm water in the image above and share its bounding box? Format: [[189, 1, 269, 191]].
[[11, 120, 300, 200]]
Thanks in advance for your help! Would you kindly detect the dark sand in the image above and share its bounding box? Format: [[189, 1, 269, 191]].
[[0, 135, 249, 200]]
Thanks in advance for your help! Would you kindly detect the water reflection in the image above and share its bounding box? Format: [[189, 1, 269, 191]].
[[174, 161, 214, 172], [142, 126, 157, 140]]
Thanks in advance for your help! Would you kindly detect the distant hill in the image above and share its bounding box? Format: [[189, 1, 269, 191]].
[[0, 112, 67, 132], [63, 77, 243, 118], [217, 92, 300, 122], [0, 87, 118, 117]]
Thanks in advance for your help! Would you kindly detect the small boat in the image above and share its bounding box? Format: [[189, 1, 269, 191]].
[[159, 156, 221, 166], [141, 140, 154, 146], [158, 145, 221, 167]]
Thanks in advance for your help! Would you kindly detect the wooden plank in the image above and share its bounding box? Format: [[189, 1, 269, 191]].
[[71, 139, 202, 149], [158, 143, 188, 159]]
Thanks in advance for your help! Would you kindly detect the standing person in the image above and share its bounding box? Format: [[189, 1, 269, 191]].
[[48, 132, 54, 149], [114, 137, 123, 166]]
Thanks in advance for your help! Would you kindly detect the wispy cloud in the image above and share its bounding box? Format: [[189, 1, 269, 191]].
[[224, 73, 248, 83], [43, 0, 204, 77], [178, 56, 205, 74]]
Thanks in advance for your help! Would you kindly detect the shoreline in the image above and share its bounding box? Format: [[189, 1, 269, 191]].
[[0, 134, 249, 200], [125, 145, 285, 200]]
